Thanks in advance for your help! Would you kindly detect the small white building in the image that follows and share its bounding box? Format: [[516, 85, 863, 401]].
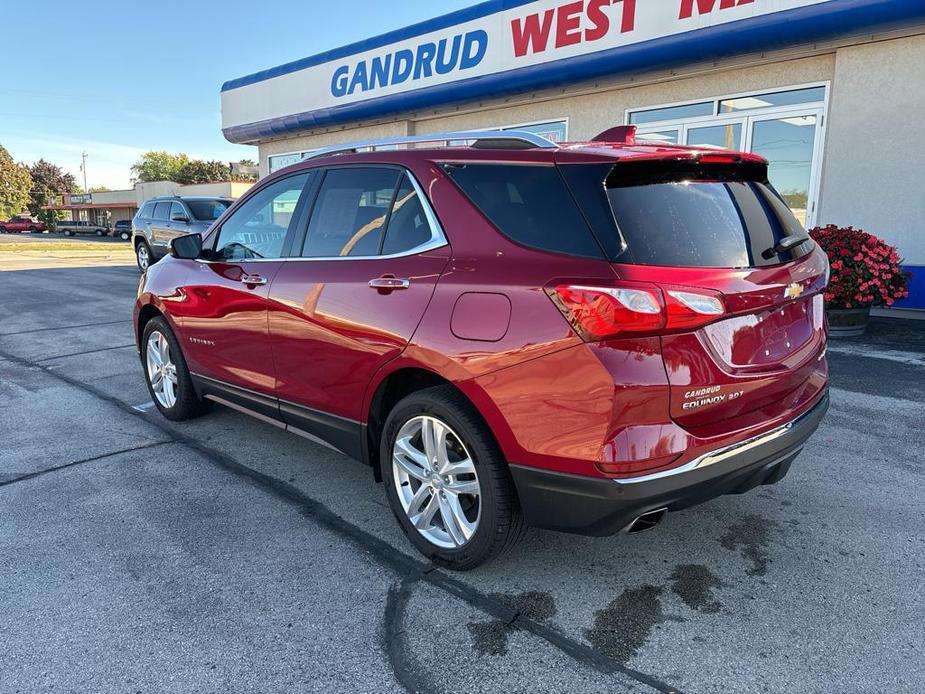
[[220, 0, 925, 310]]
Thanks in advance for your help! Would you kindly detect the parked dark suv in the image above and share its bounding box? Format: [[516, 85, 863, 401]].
[[132, 196, 232, 270], [134, 128, 830, 569], [112, 219, 132, 241]]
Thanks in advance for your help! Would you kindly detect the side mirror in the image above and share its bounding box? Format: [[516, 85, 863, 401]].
[[171, 214, 190, 223], [170, 233, 203, 260]]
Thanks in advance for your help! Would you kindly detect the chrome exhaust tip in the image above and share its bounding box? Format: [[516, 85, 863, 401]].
[[625, 508, 668, 534]]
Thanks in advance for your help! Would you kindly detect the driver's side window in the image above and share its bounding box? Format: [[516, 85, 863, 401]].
[[214, 172, 311, 261]]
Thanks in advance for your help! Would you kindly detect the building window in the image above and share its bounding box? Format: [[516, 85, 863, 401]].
[[501, 119, 568, 142], [629, 102, 713, 125], [446, 119, 568, 147], [627, 85, 827, 227], [268, 149, 318, 174]]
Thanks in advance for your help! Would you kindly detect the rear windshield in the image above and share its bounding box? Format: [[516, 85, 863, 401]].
[[603, 162, 811, 268], [187, 199, 231, 221]]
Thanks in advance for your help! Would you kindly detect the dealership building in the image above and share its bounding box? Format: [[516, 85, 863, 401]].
[[221, 0, 925, 310]]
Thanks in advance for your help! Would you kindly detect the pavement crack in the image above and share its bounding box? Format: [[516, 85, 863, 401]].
[[0, 440, 174, 488], [383, 576, 440, 694], [0, 346, 684, 694], [37, 343, 136, 362], [468, 590, 557, 656], [0, 319, 128, 337]]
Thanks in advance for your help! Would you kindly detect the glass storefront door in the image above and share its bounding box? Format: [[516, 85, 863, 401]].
[[631, 86, 827, 228], [747, 113, 820, 226]]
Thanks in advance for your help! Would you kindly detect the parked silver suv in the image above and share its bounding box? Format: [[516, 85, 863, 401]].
[[132, 196, 232, 271]]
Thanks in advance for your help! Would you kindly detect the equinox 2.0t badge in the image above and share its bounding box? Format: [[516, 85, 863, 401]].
[[683, 386, 744, 411], [188, 337, 215, 347], [785, 283, 804, 300]]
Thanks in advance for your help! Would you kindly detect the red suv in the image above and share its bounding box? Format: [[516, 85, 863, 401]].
[[134, 128, 829, 569]]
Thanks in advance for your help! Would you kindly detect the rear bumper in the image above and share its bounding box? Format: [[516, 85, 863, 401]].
[[510, 390, 829, 536]]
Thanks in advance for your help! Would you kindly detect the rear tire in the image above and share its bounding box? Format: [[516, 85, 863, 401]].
[[136, 240, 153, 271], [95, 229, 104, 237], [380, 385, 525, 570], [63, 230, 72, 237], [141, 317, 208, 421], [119, 230, 130, 241]]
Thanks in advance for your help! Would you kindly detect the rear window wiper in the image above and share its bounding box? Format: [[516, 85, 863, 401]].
[[762, 234, 809, 260]]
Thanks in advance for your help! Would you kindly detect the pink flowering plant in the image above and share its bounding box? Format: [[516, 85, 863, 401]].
[[809, 225, 910, 309]]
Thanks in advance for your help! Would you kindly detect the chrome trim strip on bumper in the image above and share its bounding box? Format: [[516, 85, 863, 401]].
[[614, 395, 826, 485]]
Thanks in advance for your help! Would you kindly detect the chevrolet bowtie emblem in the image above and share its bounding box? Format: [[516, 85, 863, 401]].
[[785, 283, 804, 300]]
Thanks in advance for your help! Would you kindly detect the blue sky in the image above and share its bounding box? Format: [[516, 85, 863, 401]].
[[0, 0, 472, 189]]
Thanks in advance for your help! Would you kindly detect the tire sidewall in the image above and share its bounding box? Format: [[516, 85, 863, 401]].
[[380, 392, 504, 569], [136, 241, 151, 271], [141, 316, 199, 421]]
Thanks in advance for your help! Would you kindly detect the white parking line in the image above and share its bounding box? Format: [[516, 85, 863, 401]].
[[132, 401, 156, 413], [826, 344, 925, 366]]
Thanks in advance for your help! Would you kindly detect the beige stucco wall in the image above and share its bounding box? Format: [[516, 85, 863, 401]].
[[134, 181, 179, 206], [255, 54, 834, 175], [258, 121, 413, 177], [415, 54, 835, 141], [178, 181, 254, 199], [818, 35, 925, 265]]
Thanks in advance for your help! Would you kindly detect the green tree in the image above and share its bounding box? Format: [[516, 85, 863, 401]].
[[233, 159, 258, 182], [131, 151, 190, 182], [89, 185, 112, 193], [0, 145, 33, 219], [27, 159, 78, 220], [175, 159, 232, 184]]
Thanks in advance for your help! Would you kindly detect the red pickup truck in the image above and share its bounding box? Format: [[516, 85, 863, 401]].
[[0, 216, 47, 233]]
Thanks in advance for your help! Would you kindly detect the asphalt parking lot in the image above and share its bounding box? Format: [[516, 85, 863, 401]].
[[1, 247, 923, 693]]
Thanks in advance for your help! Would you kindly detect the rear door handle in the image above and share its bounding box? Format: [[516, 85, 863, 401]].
[[368, 277, 410, 290], [240, 274, 268, 286]]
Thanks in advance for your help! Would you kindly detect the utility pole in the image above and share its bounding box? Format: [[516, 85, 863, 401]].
[[80, 152, 89, 193]]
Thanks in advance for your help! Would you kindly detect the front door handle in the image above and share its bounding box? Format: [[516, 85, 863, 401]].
[[240, 274, 268, 286], [368, 276, 411, 291]]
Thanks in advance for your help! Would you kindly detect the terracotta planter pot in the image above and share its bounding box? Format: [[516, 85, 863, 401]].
[[826, 306, 871, 338]]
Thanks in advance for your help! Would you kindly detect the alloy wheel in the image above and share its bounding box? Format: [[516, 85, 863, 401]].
[[145, 331, 178, 408], [392, 415, 481, 549], [137, 244, 149, 270]]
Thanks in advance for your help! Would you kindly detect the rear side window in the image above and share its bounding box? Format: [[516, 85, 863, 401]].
[[382, 174, 431, 256], [187, 199, 230, 221], [302, 167, 399, 257], [139, 202, 155, 218], [152, 202, 171, 220], [441, 163, 604, 259], [604, 162, 811, 268]]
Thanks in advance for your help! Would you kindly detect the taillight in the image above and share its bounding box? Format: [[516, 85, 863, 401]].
[[547, 283, 725, 341], [664, 289, 724, 330]]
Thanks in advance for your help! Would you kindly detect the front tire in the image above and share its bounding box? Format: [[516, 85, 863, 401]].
[[141, 317, 208, 421], [119, 230, 130, 241], [380, 386, 525, 570]]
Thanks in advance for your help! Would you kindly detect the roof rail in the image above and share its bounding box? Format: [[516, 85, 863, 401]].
[[304, 129, 559, 160]]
